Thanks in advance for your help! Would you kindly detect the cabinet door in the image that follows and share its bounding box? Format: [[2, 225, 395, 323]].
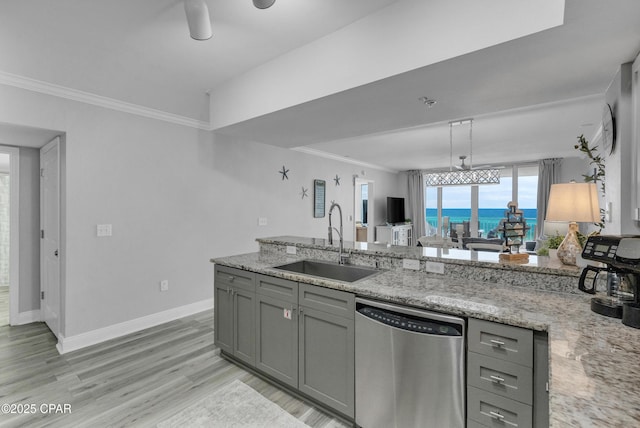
[[214, 283, 233, 355], [256, 294, 298, 388], [233, 287, 255, 366], [299, 305, 354, 418]]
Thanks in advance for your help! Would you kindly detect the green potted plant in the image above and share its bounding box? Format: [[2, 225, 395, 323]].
[[574, 134, 605, 231], [537, 233, 564, 258], [537, 232, 587, 258]]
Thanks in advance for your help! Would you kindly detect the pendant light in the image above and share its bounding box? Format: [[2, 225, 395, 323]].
[[424, 119, 501, 186], [184, 0, 212, 41]]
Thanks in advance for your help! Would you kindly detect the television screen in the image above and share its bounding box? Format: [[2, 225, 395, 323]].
[[386, 197, 405, 224]]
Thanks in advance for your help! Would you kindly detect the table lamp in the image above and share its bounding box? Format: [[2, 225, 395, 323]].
[[545, 182, 600, 265]]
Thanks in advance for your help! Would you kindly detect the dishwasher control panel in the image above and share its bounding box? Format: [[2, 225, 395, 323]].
[[357, 306, 462, 336]]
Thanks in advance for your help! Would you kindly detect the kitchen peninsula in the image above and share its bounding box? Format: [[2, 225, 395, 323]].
[[212, 236, 640, 427]]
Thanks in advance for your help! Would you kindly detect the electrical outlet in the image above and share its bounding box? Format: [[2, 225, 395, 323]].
[[160, 280, 169, 291], [402, 259, 420, 270], [97, 224, 112, 237], [425, 261, 445, 274], [258, 217, 267, 226], [286, 246, 297, 255]]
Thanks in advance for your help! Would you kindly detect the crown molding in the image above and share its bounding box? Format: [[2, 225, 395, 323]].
[[291, 146, 398, 174], [0, 70, 211, 130]]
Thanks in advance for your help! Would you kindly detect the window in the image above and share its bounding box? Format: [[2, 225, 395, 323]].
[[442, 185, 471, 238], [516, 166, 538, 241], [425, 186, 437, 236], [478, 169, 512, 239], [423, 164, 538, 242]]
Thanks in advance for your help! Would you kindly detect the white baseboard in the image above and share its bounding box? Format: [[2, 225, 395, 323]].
[[14, 309, 41, 325], [56, 299, 213, 354]]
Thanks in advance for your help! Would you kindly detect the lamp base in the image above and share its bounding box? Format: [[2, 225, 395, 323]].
[[557, 222, 582, 266]]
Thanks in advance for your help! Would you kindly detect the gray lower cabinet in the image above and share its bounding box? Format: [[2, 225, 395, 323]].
[[255, 275, 299, 388], [467, 318, 548, 428], [218, 271, 356, 419], [298, 283, 355, 418], [214, 265, 256, 367]]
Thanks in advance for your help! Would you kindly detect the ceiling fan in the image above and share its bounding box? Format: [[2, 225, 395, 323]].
[[184, 0, 276, 40], [454, 155, 501, 171]]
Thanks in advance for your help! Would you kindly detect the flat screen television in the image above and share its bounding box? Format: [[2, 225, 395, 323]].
[[386, 197, 405, 224]]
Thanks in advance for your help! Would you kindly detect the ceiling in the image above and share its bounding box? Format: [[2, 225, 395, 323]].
[[1, 0, 639, 170]]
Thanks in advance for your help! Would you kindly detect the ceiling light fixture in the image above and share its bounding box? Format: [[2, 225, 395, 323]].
[[253, 0, 276, 9], [424, 119, 501, 186], [419, 96, 437, 108], [184, 0, 212, 40]]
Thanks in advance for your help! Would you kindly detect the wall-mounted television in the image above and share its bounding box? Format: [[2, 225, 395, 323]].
[[386, 197, 405, 224]]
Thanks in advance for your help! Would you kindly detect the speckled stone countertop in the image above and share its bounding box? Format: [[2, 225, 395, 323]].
[[211, 250, 640, 427], [257, 235, 582, 276]]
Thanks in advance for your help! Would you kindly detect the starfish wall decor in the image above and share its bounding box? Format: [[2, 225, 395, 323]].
[[279, 165, 289, 180], [300, 187, 308, 199], [334, 174, 341, 186]]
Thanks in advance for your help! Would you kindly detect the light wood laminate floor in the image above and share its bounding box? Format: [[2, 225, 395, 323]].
[[0, 287, 8, 326], [0, 310, 350, 428]]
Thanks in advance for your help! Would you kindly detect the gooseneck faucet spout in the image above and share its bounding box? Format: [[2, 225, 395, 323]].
[[328, 202, 348, 264]]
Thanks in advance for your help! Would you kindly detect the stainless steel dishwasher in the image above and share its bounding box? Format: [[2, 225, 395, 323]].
[[355, 298, 465, 428]]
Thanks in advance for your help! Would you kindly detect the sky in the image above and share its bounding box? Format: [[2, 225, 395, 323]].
[[426, 176, 539, 210]]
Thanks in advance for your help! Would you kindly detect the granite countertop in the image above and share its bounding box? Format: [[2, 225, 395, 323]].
[[211, 251, 640, 427], [257, 235, 583, 277]]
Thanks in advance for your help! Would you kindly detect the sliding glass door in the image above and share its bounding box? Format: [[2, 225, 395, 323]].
[[423, 164, 538, 242]]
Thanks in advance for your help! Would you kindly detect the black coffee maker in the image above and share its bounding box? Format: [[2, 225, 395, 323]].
[[579, 235, 640, 328]]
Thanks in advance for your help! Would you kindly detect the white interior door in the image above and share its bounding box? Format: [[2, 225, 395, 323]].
[[41, 137, 60, 338], [353, 178, 375, 243]]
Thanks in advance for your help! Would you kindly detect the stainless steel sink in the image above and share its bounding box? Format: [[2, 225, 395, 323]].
[[273, 259, 380, 283]]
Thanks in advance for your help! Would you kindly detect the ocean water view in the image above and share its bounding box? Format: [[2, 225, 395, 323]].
[[426, 208, 537, 241]]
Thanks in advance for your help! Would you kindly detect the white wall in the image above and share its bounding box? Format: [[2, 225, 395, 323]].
[[210, 133, 400, 255], [605, 62, 640, 235], [0, 83, 401, 339]]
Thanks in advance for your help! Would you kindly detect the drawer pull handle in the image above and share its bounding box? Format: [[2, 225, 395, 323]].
[[489, 411, 505, 420], [490, 339, 506, 347], [490, 375, 505, 384], [228, 276, 235, 282]]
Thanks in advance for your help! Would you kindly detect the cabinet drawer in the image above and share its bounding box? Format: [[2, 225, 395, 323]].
[[468, 351, 533, 405], [215, 265, 255, 293], [299, 283, 354, 319], [468, 386, 532, 428], [467, 419, 489, 428], [256, 274, 298, 303], [468, 318, 533, 367]]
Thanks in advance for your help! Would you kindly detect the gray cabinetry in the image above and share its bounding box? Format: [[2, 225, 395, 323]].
[[255, 274, 299, 388], [467, 318, 548, 428], [299, 284, 355, 418], [233, 275, 356, 418], [214, 265, 256, 367]]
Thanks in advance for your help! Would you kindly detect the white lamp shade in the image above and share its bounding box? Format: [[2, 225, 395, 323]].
[[545, 182, 600, 223], [184, 0, 212, 40]]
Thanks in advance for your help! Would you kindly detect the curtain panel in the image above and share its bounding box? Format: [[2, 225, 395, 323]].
[[536, 158, 562, 239], [407, 170, 426, 243]]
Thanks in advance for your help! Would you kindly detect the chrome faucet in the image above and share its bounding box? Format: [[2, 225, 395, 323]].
[[328, 202, 349, 264]]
